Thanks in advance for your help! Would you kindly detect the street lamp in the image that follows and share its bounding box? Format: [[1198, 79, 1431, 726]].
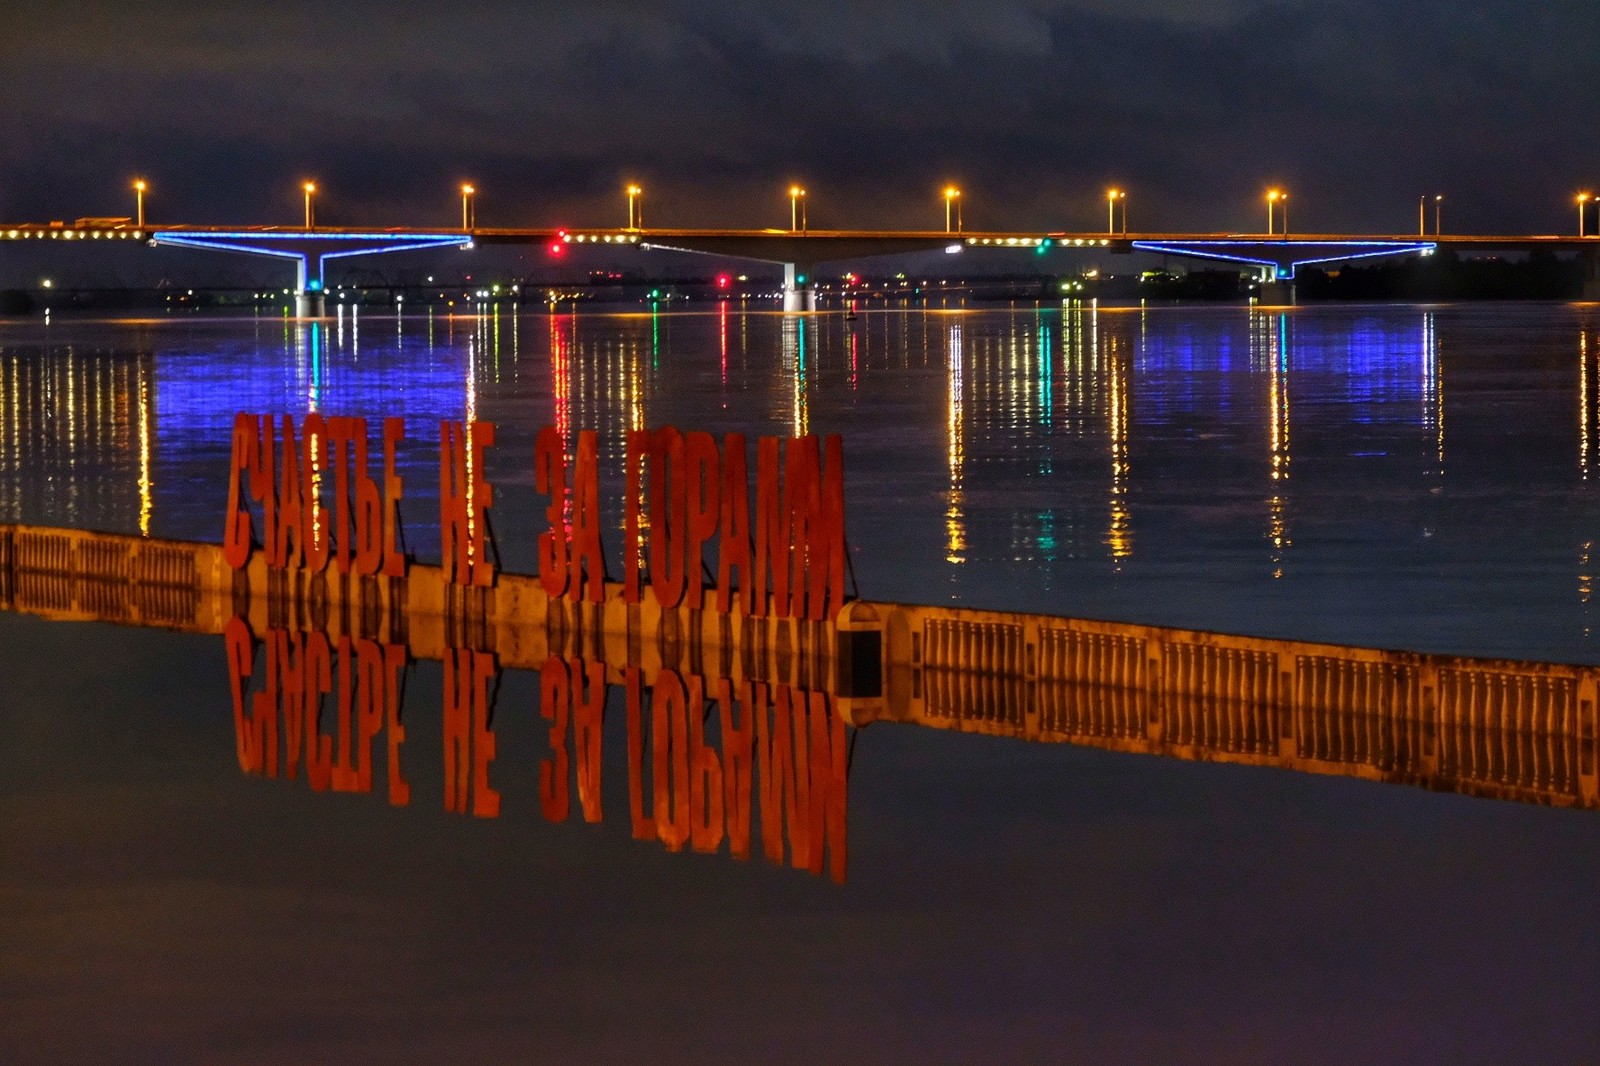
[[1434, 194, 1443, 236], [1107, 188, 1126, 235], [303, 181, 317, 229], [461, 183, 475, 231], [626, 184, 642, 229], [789, 185, 807, 232], [1421, 193, 1444, 235], [1266, 188, 1287, 235], [132, 179, 147, 228], [1580, 193, 1593, 238], [943, 186, 962, 233]]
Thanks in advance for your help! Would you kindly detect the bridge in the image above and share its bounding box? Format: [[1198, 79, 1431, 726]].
[[7, 220, 1600, 313]]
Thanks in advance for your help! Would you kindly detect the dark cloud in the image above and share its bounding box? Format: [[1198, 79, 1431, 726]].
[[1, 1, 1596, 232]]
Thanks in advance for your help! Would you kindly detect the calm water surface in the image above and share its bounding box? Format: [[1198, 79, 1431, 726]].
[[3, 302, 1600, 1063]]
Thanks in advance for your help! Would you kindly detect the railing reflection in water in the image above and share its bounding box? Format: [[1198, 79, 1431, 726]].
[[876, 603, 1600, 808], [6, 523, 1600, 894]]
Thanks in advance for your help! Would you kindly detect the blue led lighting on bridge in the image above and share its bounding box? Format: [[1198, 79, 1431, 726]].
[[319, 239, 472, 260], [150, 231, 471, 243], [149, 231, 473, 292], [149, 234, 307, 260], [1131, 240, 1436, 280]]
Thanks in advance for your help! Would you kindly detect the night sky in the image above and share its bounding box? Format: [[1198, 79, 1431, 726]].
[[4, 0, 1598, 235]]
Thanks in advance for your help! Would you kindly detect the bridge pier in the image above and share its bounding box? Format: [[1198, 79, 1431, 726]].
[[783, 263, 816, 312], [1257, 277, 1295, 305], [1582, 251, 1600, 301]]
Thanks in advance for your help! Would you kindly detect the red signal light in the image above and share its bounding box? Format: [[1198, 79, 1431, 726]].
[[548, 242, 564, 256], [716, 273, 731, 289]]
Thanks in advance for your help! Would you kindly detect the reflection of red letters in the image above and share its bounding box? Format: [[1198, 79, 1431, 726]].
[[250, 628, 280, 778], [539, 656, 571, 822], [687, 673, 724, 853], [570, 430, 605, 603], [653, 669, 691, 850], [332, 635, 359, 791], [226, 617, 256, 767], [573, 658, 605, 822], [625, 666, 655, 840], [443, 648, 499, 817], [384, 644, 409, 806], [355, 639, 385, 792], [717, 678, 754, 861], [443, 647, 470, 813], [278, 630, 305, 780], [470, 650, 499, 816], [757, 682, 795, 864], [534, 427, 569, 597], [304, 632, 334, 790], [805, 691, 848, 881]]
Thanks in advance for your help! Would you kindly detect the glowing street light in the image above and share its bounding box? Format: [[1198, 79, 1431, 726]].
[[626, 184, 642, 229], [302, 181, 317, 230], [1420, 193, 1444, 236], [132, 179, 147, 228], [461, 183, 475, 231], [789, 185, 807, 232], [1434, 194, 1443, 235], [1266, 188, 1287, 235], [1580, 193, 1593, 238], [1107, 188, 1126, 235], [943, 186, 962, 233]]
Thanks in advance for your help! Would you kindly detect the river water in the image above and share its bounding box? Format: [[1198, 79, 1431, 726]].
[[2, 302, 1599, 1063]]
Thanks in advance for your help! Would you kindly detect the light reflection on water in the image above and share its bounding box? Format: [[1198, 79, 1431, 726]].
[[2, 302, 1599, 657], [9, 303, 1600, 1063]]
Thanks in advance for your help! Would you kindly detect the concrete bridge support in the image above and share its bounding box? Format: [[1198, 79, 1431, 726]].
[[1582, 250, 1600, 301], [783, 262, 817, 312], [293, 257, 326, 318], [1256, 267, 1295, 305]]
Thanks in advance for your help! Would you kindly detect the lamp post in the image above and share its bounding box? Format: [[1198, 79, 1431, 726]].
[[303, 181, 317, 230], [461, 183, 475, 231], [1107, 188, 1126, 235], [1580, 193, 1593, 238], [944, 186, 962, 233], [1266, 188, 1287, 235], [626, 184, 642, 229], [132, 179, 147, 228], [1418, 194, 1426, 237], [789, 185, 806, 232], [1434, 194, 1443, 236]]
